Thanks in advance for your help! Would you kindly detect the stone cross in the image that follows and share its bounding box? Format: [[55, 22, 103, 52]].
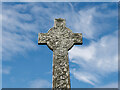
[[38, 18, 82, 88]]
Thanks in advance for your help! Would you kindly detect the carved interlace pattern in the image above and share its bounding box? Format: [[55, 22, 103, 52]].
[[47, 26, 74, 51]]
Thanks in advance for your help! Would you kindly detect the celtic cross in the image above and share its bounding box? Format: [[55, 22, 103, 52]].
[[38, 18, 82, 88]]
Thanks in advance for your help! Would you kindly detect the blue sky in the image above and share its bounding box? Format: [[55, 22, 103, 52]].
[[2, 2, 118, 88]]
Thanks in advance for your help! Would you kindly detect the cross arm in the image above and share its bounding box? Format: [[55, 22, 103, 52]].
[[38, 33, 48, 45], [72, 33, 82, 45]]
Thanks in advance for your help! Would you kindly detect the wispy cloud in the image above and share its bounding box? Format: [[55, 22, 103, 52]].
[[71, 69, 99, 86], [2, 3, 39, 60], [69, 31, 118, 86]]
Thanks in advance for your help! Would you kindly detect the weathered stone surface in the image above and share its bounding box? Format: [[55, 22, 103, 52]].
[[38, 18, 82, 88]]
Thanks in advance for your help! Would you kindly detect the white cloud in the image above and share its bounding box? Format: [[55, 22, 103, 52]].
[[2, 9, 38, 33], [29, 79, 51, 88], [69, 31, 118, 86], [2, 3, 39, 60], [69, 44, 95, 61], [71, 69, 99, 86]]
